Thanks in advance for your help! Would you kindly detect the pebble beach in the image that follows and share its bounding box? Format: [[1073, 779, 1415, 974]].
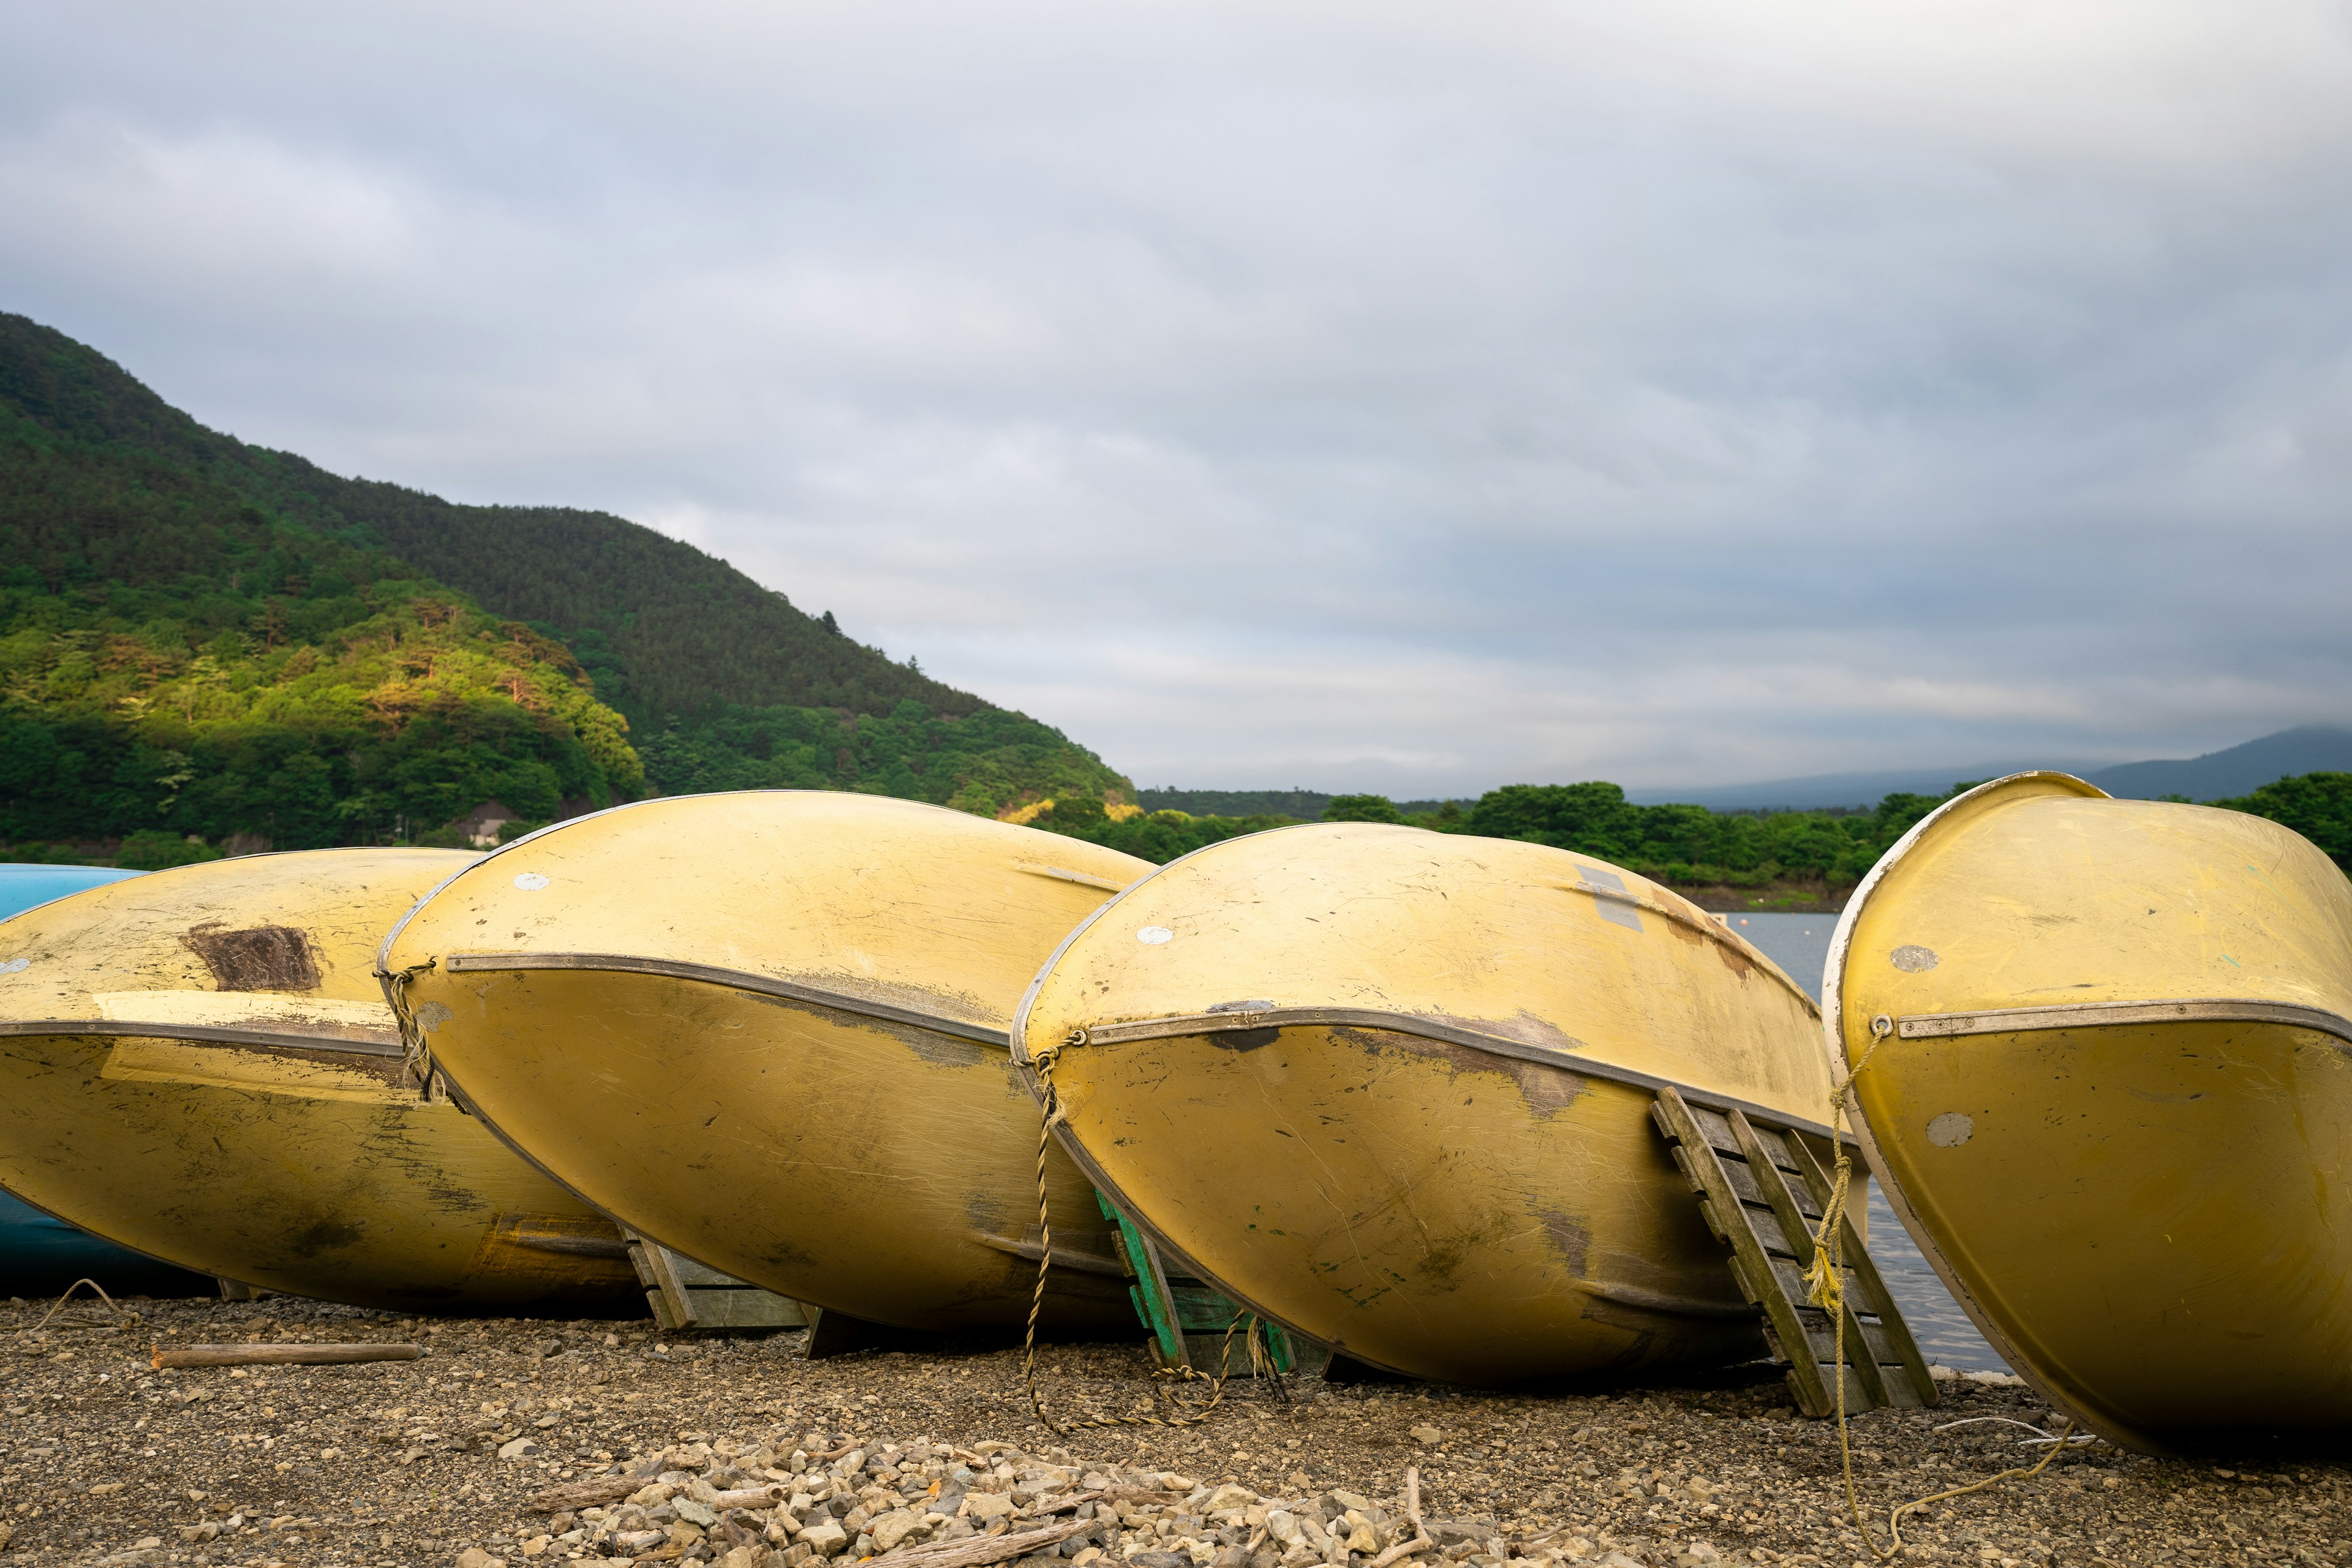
[[6, 1295, 2346, 1568]]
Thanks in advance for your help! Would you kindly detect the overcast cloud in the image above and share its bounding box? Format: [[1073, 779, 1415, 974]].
[[5, 1, 2350, 794]]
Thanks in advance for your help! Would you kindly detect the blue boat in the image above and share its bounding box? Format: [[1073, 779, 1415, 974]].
[[0, 865, 214, 1300]]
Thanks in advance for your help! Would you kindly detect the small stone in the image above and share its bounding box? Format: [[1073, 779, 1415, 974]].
[[677, 1498, 720, 1527], [1264, 1512, 1303, 1546], [497, 1436, 541, 1461], [1409, 1427, 1442, 1446], [871, 1509, 930, 1551], [963, 1493, 1019, 1522], [799, 1519, 850, 1557], [456, 1550, 507, 1568], [132, 1539, 162, 1551]]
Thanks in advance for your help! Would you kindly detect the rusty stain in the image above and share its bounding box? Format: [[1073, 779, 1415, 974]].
[[184, 925, 321, 992]]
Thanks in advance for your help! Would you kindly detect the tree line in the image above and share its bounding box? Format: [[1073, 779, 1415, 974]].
[[1027, 774, 2352, 881]]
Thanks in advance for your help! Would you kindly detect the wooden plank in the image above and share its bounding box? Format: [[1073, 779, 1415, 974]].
[[1653, 1087, 1836, 1418], [680, 1289, 807, 1330], [1782, 1131, 1939, 1408], [632, 1237, 698, 1329], [1726, 1107, 1891, 1411]]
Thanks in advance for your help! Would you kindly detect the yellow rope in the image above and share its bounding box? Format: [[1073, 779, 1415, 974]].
[[1021, 1035, 1244, 1437], [374, 958, 439, 1093], [1814, 1012, 2081, 1557]]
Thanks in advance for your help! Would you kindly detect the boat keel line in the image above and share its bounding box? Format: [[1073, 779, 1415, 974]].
[[1065, 1005, 1853, 1146], [436, 951, 1009, 1047]]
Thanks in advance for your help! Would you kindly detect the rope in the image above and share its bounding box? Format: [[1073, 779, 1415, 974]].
[[1021, 1033, 1245, 1437], [374, 958, 438, 1093], [1812, 1012, 2081, 1558], [32, 1277, 136, 1333]]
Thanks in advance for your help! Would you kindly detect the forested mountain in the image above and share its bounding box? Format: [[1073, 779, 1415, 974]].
[[0, 313, 1128, 858]]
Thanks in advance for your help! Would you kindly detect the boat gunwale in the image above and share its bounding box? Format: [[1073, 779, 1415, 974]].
[[1820, 770, 2141, 1448], [1074, 1005, 1856, 1145], [0, 1019, 402, 1057], [435, 951, 1009, 1047]]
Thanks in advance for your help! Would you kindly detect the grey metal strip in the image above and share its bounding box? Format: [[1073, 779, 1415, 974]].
[[1896, 997, 2352, 1046], [968, 1231, 1131, 1278], [1069, 1005, 1852, 1145], [1575, 1279, 1757, 1321], [438, 952, 1012, 1048], [0, 1020, 402, 1058], [1015, 862, 1133, 894]]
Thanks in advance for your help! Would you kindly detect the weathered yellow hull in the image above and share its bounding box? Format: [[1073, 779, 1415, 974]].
[[1012, 823, 1836, 1385], [380, 792, 1155, 1335], [1828, 773, 2352, 1452], [0, 850, 639, 1312]]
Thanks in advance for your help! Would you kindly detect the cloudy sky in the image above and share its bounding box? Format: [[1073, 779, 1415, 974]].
[[6, 2, 2349, 795]]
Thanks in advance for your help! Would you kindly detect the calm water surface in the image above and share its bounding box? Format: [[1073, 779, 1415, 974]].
[[1720, 911, 2010, 1373]]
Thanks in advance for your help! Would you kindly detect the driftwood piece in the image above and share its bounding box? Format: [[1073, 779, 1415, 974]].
[[864, 1518, 1093, 1568], [151, 1342, 424, 1370], [703, 1484, 791, 1510], [525, 1475, 644, 1513], [1366, 1467, 1434, 1568]]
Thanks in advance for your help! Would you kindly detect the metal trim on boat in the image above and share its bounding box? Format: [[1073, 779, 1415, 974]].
[[1068, 1004, 1855, 1145], [1893, 997, 2352, 1046], [0, 1020, 402, 1058]]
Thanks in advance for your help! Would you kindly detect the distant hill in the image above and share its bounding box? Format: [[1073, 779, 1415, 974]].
[[0, 312, 1129, 853], [0, 312, 981, 726], [2084, 726, 2352, 801], [1621, 727, 2352, 812], [1623, 760, 2089, 813]]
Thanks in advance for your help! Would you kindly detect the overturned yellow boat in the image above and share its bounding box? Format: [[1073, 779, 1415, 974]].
[[1012, 823, 1836, 1384], [379, 792, 1153, 1335], [1830, 772, 2352, 1452], [0, 850, 639, 1311]]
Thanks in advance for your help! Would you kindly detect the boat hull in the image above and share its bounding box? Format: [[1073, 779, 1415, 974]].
[[0, 850, 640, 1312], [1829, 774, 2352, 1452], [1014, 823, 1835, 1384], [381, 791, 1154, 1335]]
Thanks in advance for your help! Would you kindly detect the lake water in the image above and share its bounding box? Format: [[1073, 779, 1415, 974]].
[[1717, 911, 2011, 1373]]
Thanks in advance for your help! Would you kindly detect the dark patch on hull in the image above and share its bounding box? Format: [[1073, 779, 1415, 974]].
[[185, 925, 321, 992], [1331, 1025, 1591, 1118]]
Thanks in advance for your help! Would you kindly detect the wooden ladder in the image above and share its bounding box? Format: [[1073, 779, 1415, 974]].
[[1095, 1191, 1306, 1378], [1651, 1087, 1938, 1418], [620, 1226, 810, 1333]]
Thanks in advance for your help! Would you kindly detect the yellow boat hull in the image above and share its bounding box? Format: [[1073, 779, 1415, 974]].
[[1828, 772, 2352, 1452], [381, 791, 1154, 1335], [1013, 823, 1836, 1384], [0, 850, 639, 1312]]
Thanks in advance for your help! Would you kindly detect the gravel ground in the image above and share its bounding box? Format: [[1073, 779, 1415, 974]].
[[4, 1294, 2346, 1568]]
